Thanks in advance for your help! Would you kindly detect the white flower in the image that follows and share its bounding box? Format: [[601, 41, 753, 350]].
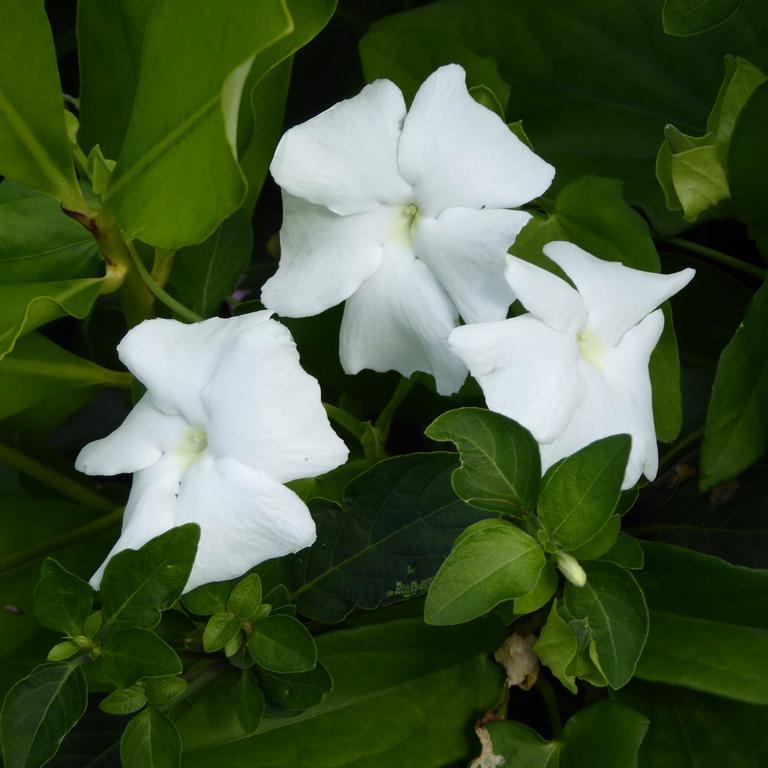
[[261, 64, 554, 395], [76, 312, 348, 591], [449, 242, 695, 489]]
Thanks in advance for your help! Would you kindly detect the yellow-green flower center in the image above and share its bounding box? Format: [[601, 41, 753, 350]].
[[174, 426, 208, 469], [577, 326, 607, 370], [390, 202, 420, 246]]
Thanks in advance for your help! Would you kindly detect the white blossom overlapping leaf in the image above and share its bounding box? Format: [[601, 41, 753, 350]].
[[262, 64, 555, 395], [449, 242, 695, 489], [76, 312, 348, 591]]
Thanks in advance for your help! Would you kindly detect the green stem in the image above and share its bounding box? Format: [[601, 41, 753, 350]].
[[126, 242, 203, 323], [72, 143, 92, 183], [374, 376, 418, 440], [536, 676, 562, 739], [0, 507, 123, 574], [151, 248, 176, 288], [323, 403, 366, 443], [658, 236, 767, 280], [660, 426, 705, 470], [0, 441, 115, 512]]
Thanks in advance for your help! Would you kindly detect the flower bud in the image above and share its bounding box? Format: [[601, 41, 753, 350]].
[[555, 551, 587, 587]]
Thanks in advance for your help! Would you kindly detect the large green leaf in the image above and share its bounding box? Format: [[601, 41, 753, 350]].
[[0, 663, 87, 768], [247, 615, 317, 673], [564, 561, 649, 689], [290, 452, 486, 623], [700, 279, 768, 488], [103, 0, 293, 247], [102, 628, 182, 689], [635, 541, 768, 703], [362, 0, 767, 232], [121, 709, 181, 768], [176, 617, 504, 766], [425, 408, 541, 515], [425, 519, 546, 625], [0, 1, 82, 206], [663, 0, 745, 36], [33, 559, 93, 637], [259, 663, 333, 714]]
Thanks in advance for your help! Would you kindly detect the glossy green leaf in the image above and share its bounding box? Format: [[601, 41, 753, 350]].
[[120, 709, 181, 768], [181, 580, 233, 617], [33, 559, 93, 637], [232, 672, 264, 734], [102, 628, 182, 689], [103, 0, 293, 247], [202, 613, 241, 653], [0, 663, 87, 768], [425, 519, 546, 625], [599, 534, 645, 570], [513, 561, 559, 615], [100, 524, 200, 631], [538, 435, 630, 551], [259, 662, 333, 714], [248, 614, 317, 673], [663, 0, 744, 36], [0, 0, 82, 206], [700, 279, 768, 488], [425, 408, 541, 515], [98, 684, 147, 716], [227, 574, 263, 621], [47, 709, 123, 767], [564, 561, 649, 689], [568, 516, 622, 561], [144, 676, 187, 706], [291, 452, 485, 623], [635, 541, 768, 703], [534, 601, 580, 694]]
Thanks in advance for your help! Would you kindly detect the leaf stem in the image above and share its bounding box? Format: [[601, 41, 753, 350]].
[[151, 248, 176, 288], [658, 236, 767, 280], [374, 376, 418, 440], [536, 676, 562, 739], [323, 403, 366, 442], [0, 441, 116, 512], [126, 241, 203, 323]]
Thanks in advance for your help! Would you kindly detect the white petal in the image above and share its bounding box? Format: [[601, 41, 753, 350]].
[[90, 455, 182, 589], [175, 455, 316, 591], [260, 193, 387, 317], [504, 255, 586, 332], [203, 318, 348, 483], [540, 311, 665, 489], [270, 79, 412, 215], [449, 316, 584, 443], [413, 207, 529, 324], [339, 245, 466, 395], [76, 394, 188, 477], [117, 313, 272, 425], [543, 241, 695, 345], [398, 64, 554, 216]]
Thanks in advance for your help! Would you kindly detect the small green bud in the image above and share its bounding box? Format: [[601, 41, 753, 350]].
[[82, 610, 103, 639], [47, 640, 79, 661], [72, 634, 94, 649]]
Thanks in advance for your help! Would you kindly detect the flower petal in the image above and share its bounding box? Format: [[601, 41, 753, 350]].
[[540, 310, 665, 489], [76, 394, 189, 477], [449, 315, 584, 443], [117, 313, 272, 425], [270, 79, 412, 216], [90, 455, 182, 589], [504, 255, 586, 332], [203, 318, 348, 483], [339, 245, 466, 395], [413, 207, 529, 324], [175, 455, 316, 591], [398, 64, 554, 216], [260, 193, 387, 317], [543, 241, 695, 345]]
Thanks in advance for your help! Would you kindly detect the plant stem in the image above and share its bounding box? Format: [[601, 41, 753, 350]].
[[658, 236, 767, 280], [536, 676, 562, 739], [151, 248, 176, 288], [374, 376, 418, 439], [323, 403, 366, 443], [660, 426, 705, 470], [0, 441, 116, 511], [126, 242, 203, 323], [0, 507, 123, 574]]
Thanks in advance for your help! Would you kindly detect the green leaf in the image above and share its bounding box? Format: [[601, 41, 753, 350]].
[[259, 662, 333, 714], [120, 709, 181, 768], [99, 684, 147, 716], [175, 617, 504, 764], [538, 435, 631, 551], [33, 559, 93, 637], [77, 0, 158, 158], [534, 601, 579, 694], [0, 0, 82, 206], [564, 561, 649, 689], [248, 615, 317, 673], [291, 452, 486, 623], [513, 561, 559, 615], [425, 408, 541, 515], [425, 519, 546, 626], [730, 79, 768, 255], [144, 676, 187, 706], [100, 524, 200, 631], [599, 534, 645, 570], [167, 210, 253, 318], [103, 0, 294, 247], [102, 628, 182, 689], [568, 516, 622, 561], [181, 580, 233, 616], [232, 672, 264, 734], [663, 0, 744, 36], [635, 541, 768, 703], [700, 279, 768, 488], [202, 613, 241, 653], [0, 663, 87, 768], [227, 574, 263, 621]]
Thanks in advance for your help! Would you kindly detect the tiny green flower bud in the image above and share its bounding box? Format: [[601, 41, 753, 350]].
[[72, 634, 93, 650], [555, 552, 587, 588], [47, 640, 79, 661]]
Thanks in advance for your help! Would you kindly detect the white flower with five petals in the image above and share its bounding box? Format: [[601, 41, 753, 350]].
[[261, 64, 554, 395], [76, 312, 348, 592], [449, 242, 695, 489]]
